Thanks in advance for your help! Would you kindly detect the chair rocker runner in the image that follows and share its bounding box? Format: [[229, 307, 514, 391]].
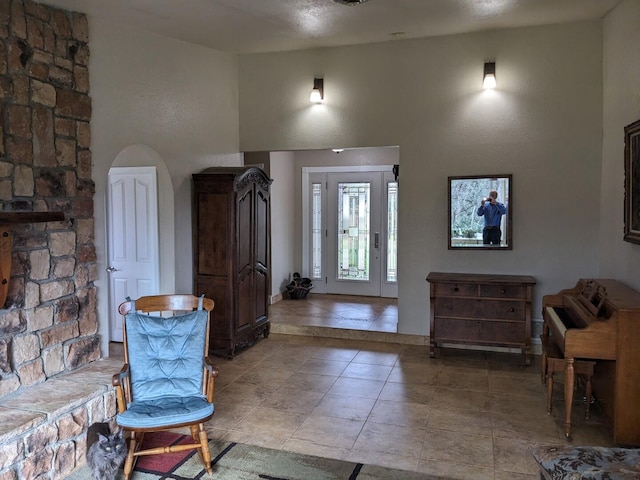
[[112, 294, 218, 479]]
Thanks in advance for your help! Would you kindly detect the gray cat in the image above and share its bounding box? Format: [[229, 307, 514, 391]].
[[86, 422, 127, 480]]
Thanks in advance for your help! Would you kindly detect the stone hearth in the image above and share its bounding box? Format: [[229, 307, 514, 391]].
[[0, 358, 119, 480]]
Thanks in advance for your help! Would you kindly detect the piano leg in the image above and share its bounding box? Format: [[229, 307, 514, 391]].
[[564, 358, 575, 441], [546, 367, 554, 414]]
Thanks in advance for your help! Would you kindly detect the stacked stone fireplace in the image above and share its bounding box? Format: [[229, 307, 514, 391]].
[[0, 0, 99, 400], [0, 3, 110, 478]]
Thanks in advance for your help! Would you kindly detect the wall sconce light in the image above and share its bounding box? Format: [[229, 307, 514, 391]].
[[310, 77, 324, 103], [483, 62, 496, 89]]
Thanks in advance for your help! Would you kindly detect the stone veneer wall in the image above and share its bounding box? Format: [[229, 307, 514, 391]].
[[0, 0, 99, 400]]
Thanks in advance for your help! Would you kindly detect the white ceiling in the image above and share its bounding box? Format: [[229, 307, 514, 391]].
[[37, 0, 622, 54]]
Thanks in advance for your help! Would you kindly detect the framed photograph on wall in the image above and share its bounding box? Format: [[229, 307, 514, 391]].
[[624, 118, 640, 244]]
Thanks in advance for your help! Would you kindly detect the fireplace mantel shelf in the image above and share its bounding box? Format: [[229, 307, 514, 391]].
[[1, 211, 65, 307], [0, 212, 65, 224]]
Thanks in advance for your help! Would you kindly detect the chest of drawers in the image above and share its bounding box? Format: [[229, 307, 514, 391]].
[[426, 272, 536, 365]]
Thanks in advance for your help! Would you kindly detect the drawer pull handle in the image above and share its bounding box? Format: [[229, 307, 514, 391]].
[[501, 289, 506, 294], [509, 307, 515, 312], [454, 287, 459, 292]]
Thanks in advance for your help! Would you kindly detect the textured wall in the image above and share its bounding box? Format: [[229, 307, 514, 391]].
[[238, 21, 604, 336], [86, 19, 242, 356], [0, 0, 99, 400]]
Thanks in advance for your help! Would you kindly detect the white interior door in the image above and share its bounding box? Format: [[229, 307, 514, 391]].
[[107, 167, 159, 341]]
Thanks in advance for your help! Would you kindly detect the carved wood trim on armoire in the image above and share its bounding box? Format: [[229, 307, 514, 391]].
[[192, 166, 272, 357]]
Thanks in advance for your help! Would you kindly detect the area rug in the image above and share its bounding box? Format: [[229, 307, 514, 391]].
[[65, 431, 449, 480]]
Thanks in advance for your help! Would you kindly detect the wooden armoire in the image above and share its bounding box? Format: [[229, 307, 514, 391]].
[[192, 166, 272, 357]]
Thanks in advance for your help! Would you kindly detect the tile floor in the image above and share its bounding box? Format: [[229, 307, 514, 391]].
[[109, 294, 614, 479]]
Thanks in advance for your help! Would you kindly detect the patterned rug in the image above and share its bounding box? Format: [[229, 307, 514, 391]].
[[65, 431, 450, 480]]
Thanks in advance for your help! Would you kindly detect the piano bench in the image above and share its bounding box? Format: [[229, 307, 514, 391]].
[[532, 446, 640, 480], [541, 338, 595, 419]]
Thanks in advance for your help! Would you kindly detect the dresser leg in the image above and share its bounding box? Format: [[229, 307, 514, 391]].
[[522, 346, 531, 366]]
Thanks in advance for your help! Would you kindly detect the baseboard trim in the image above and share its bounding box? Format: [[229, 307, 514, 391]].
[[270, 292, 284, 304]]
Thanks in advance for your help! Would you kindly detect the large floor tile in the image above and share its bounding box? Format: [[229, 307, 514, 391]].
[[291, 415, 365, 449], [296, 358, 350, 376], [261, 386, 326, 414], [426, 406, 493, 434], [231, 406, 308, 439], [353, 421, 427, 460], [278, 372, 339, 393], [368, 399, 432, 429], [340, 362, 393, 381], [422, 429, 494, 468], [378, 381, 435, 405], [431, 387, 492, 412], [327, 377, 385, 398], [312, 393, 376, 421]]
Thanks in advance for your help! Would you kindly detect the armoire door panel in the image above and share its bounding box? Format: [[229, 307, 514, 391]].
[[255, 269, 268, 320], [237, 274, 253, 330], [194, 279, 232, 340], [197, 193, 229, 276], [256, 189, 269, 266], [237, 189, 253, 272]]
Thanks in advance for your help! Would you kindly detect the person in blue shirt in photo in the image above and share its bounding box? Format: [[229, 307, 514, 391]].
[[477, 190, 506, 245]]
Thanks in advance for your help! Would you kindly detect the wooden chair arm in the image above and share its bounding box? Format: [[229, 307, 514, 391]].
[[112, 364, 131, 414], [112, 363, 130, 387], [204, 357, 219, 377], [204, 357, 219, 402]]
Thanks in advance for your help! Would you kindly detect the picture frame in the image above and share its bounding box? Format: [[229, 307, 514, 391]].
[[624, 118, 640, 244]]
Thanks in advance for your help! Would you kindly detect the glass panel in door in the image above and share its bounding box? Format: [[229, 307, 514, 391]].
[[337, 182, 371, 281], [382, 173, 398, 298], [311, 182, 323, 280]]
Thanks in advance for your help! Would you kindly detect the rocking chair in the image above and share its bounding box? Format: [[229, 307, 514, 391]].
[[112, 294, 218, 479]]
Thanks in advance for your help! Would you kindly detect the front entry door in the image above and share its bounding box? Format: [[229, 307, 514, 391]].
[[107, 167, 159, 341], [326, 172, 382, 296]]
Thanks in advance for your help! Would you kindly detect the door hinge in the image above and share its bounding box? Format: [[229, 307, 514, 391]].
[[325, 276, 327, 284]]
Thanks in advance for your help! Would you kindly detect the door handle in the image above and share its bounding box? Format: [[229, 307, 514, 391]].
[[374, 232, 380, 249], [106, 266, 119, 273]]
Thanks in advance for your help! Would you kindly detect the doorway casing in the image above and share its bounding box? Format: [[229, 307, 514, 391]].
[[302, 165, 398, 298]]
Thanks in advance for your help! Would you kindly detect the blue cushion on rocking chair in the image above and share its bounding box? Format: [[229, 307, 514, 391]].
[[116, 395, 214, 428], [116, 308, 214, 429]]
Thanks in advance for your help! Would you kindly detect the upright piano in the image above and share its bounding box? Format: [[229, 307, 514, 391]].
[[542, 278, 640, 445]]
